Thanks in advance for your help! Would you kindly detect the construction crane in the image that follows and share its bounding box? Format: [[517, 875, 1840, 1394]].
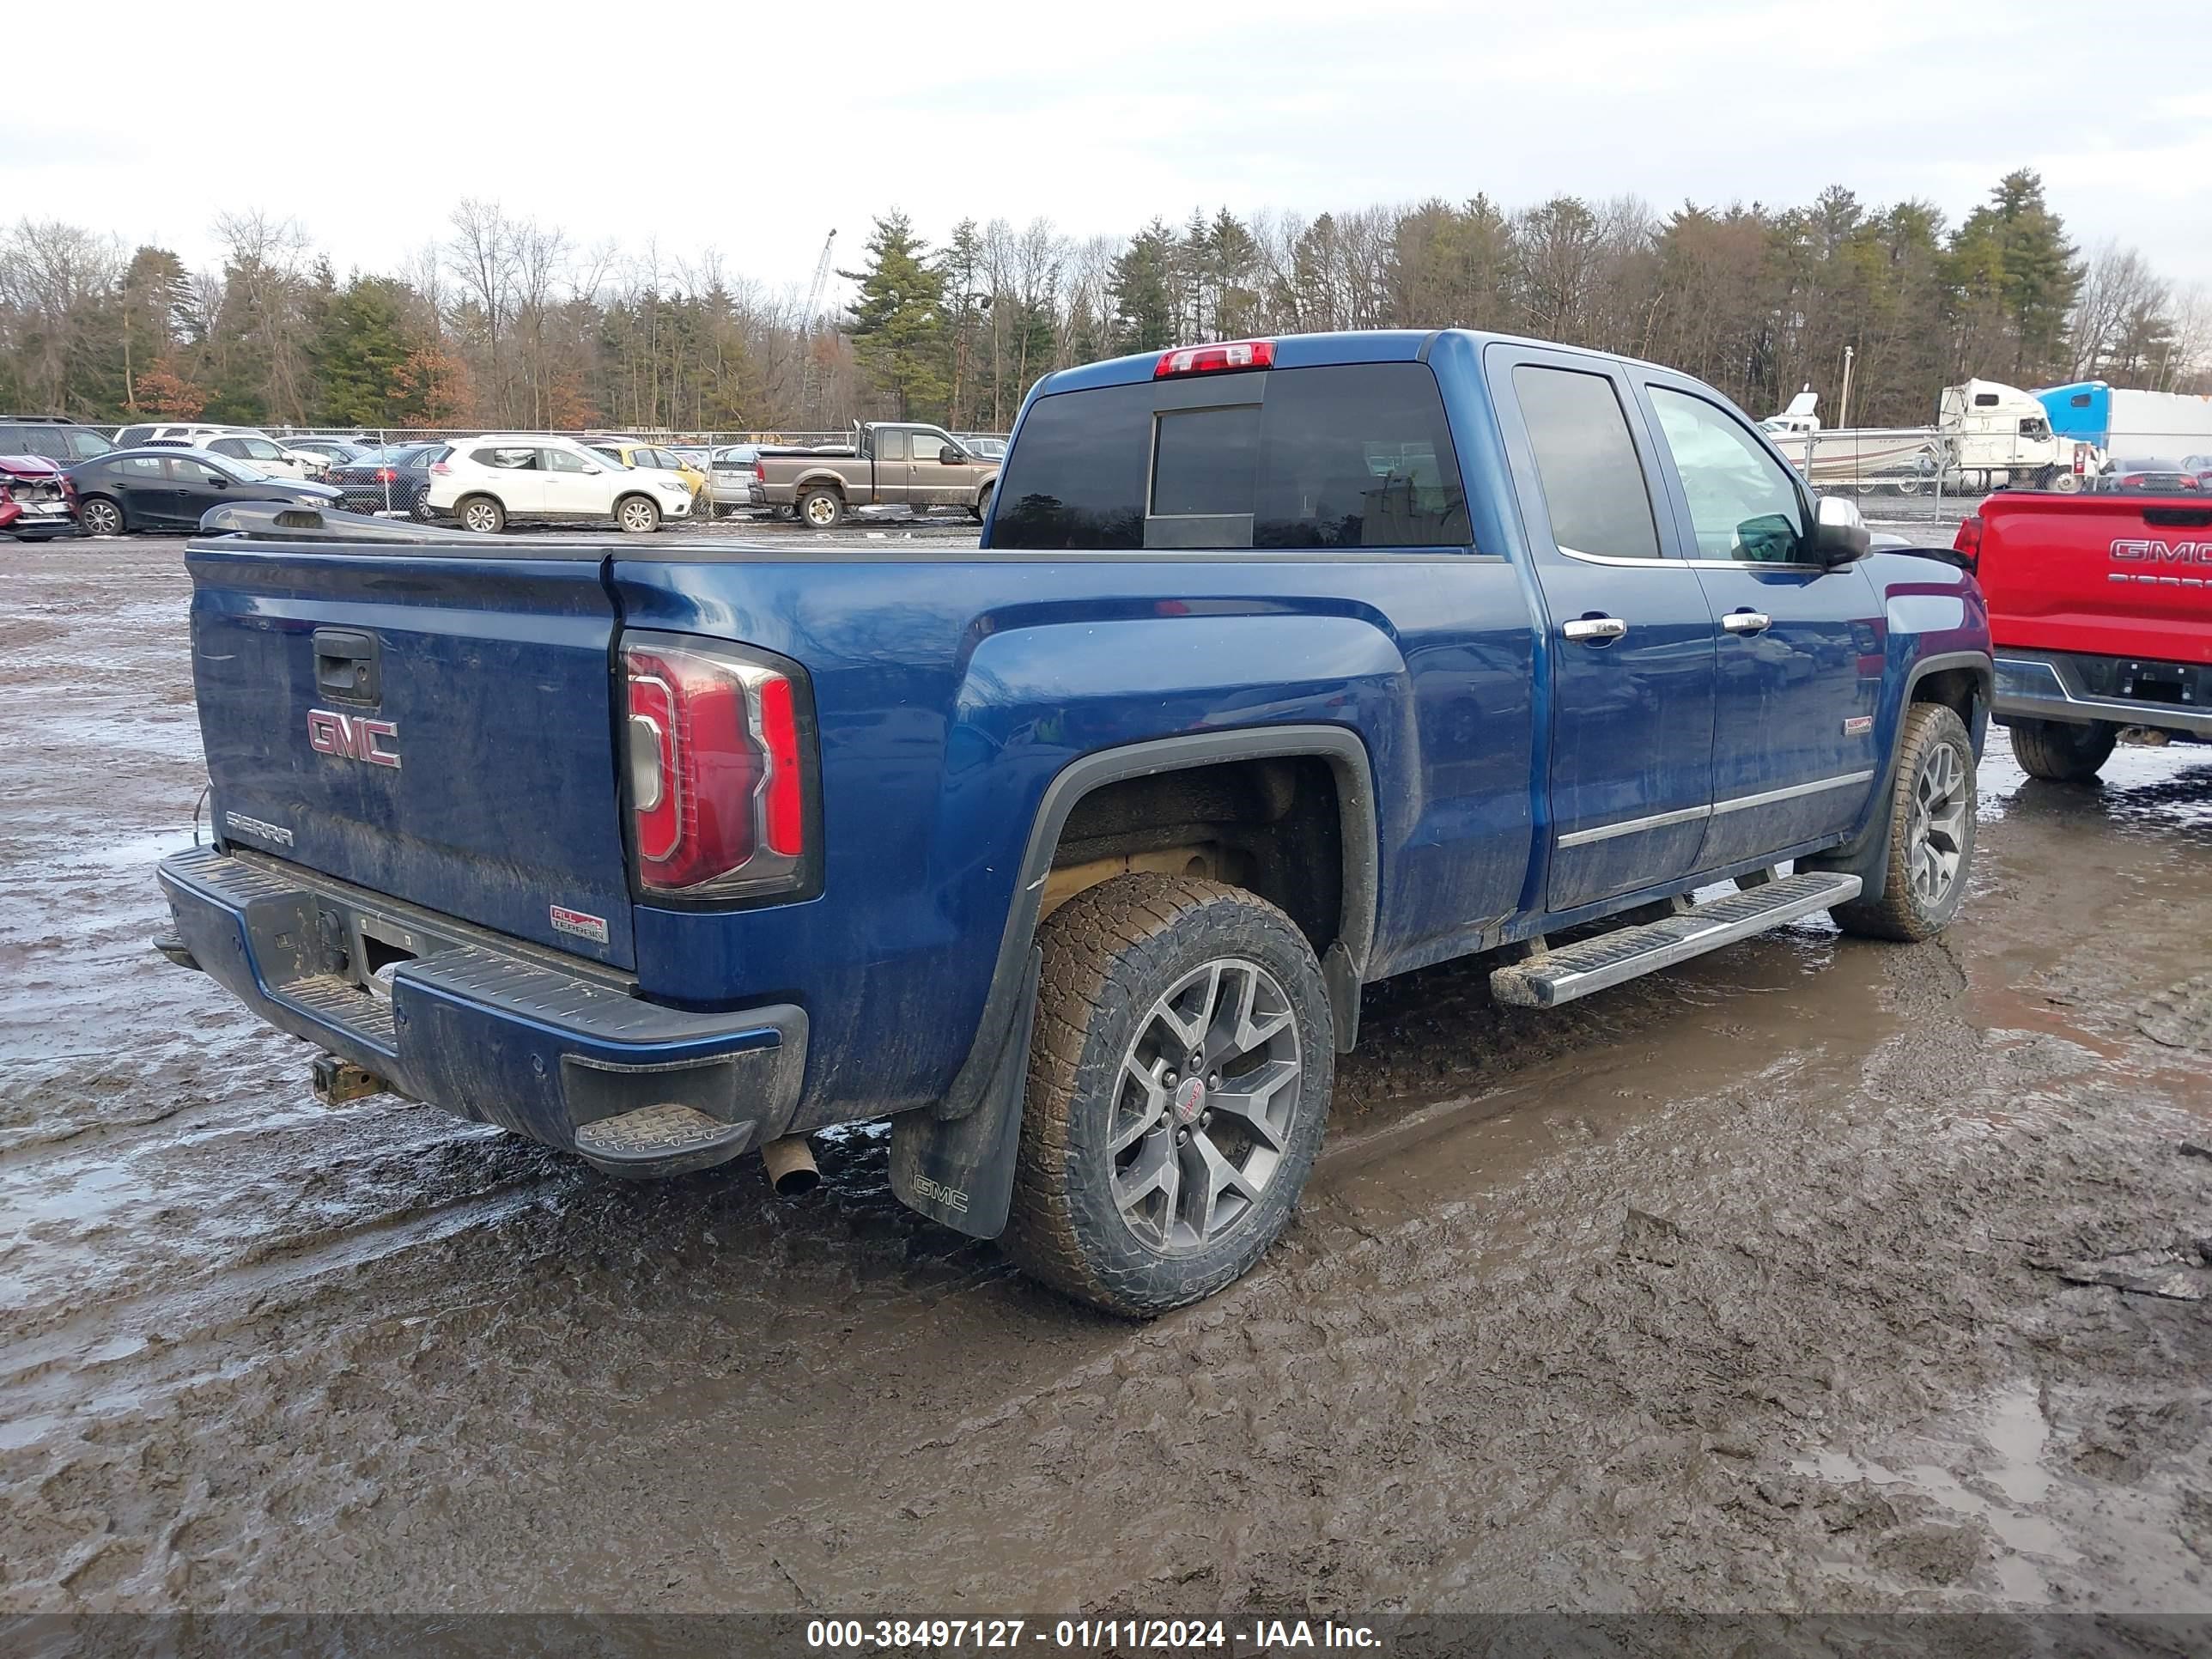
[[799, 228, 837, 423], [802, 229, 836, 331]]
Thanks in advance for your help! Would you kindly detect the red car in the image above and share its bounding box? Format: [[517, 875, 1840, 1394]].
[[0, 453, 78, 540]]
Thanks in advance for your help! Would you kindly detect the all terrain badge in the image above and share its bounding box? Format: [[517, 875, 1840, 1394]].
[[1844, 716, 1874, 736], [549, 905, 609, 945]]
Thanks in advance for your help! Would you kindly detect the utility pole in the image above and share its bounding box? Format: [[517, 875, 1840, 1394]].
[[1838, 344, 1856, 431], [951, 289, 991, 432]]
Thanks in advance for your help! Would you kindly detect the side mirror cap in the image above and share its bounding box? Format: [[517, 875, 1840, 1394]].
[[1812, 495, 1870, 567], [581, 464, 603, 474], [939, 446, 963, 465]]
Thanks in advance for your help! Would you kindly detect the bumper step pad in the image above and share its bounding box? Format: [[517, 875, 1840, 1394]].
[[1490, 872, 1863, 1010]]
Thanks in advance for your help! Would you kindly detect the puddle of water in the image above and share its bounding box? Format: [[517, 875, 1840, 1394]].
[[1793, 1380, 2077, 1605], [78, 827, 202, 871]]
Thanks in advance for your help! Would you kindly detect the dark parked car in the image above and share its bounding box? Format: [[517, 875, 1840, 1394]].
[[0, 453, 79, 539], [68, 447, 342, 536], [0, 415, 115, 466], [323, 442, 450, 520], [2093, 458, 2200, 494]]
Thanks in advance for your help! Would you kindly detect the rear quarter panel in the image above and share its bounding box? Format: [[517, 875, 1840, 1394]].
[[609, 548, 1534, 1127]]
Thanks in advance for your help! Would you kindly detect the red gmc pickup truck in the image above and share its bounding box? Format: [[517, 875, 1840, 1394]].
[[1968, 489, 2212, 779]]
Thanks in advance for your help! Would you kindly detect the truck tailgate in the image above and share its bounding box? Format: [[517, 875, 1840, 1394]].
[[185, 541, 635, 968], [1977, 492, 2212, 664]]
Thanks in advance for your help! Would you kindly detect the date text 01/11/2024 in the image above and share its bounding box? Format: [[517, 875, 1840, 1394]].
[[803, 1618, 1382, 1650]]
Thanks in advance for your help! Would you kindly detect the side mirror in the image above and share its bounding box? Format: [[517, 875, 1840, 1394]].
[[581, 464, 603, 475], [205, 473, 228, 488], [939, 445, 963, 465], [1811, 495, 1870, 567]]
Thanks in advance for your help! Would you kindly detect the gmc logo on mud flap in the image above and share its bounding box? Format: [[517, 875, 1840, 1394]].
[[912, 1175, 970, 1215], [2111, 539, 2212, 565], [307, 708, 401, 769]]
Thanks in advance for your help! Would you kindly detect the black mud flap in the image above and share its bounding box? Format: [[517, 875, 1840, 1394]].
[[890, 948, 1038, 1240]]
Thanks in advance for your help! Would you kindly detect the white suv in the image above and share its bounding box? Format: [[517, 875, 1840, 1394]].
[[112, 422, 326, 479], [425, 435, 694, 534]]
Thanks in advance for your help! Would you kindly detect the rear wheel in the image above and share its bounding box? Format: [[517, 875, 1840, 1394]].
[[1832, 702, 1977, 942], [2008, 716, 2116, 782], [1004, 874, 1334, 1317], [457, 495, 505, 534], [798, 487, 843, 529], [410, 487, 434, 523], [79, 495, 125, 538], [969, 485, 993, 523], [617, 494, 661, 534]]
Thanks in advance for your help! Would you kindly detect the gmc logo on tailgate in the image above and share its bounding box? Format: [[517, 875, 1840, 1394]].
[[2112, 538, 2212, 565], [307, 708, 401, 769]]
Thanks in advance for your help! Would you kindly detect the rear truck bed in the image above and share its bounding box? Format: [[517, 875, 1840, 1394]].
[[1966, 491, 2212, 771]]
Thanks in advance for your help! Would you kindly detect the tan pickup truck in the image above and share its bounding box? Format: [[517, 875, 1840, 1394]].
[[751, 422, 1000, 528]]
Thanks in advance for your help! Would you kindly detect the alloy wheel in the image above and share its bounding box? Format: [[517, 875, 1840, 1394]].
[[1109, 957, 1304, 1255], [1906, 740, 1969, 905]]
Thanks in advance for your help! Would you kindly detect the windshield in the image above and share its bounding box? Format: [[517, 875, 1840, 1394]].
[[205, 454, 270, 483]]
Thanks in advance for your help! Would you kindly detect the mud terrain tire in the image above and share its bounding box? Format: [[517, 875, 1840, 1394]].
[[1005, 874, 1334, 1317], [2008, 716, 2116, 783], [1833, 702, 1977, 942]]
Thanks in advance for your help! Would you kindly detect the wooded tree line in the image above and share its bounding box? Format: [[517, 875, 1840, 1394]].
[[2, 170, 2205, 438]]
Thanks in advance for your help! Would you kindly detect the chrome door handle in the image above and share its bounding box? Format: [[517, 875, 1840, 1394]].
[[1721, 611, 1771, 635], [1561, 616, 1629, 642]]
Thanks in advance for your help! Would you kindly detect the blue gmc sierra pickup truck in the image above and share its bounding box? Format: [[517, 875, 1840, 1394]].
[[156, 329, 1991, 1316]]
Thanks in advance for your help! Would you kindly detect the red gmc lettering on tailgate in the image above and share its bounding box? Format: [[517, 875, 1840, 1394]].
[[306, 708, 401, 769]]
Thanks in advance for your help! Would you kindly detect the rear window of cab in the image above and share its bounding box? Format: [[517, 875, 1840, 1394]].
[[993, 362, 1471, 551]]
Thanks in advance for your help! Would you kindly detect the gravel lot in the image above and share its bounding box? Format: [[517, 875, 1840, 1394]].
[[3, 529, 2209, 1620]]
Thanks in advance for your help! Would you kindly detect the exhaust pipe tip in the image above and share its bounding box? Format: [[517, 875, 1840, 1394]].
[[761, 1133, 820, 1199]]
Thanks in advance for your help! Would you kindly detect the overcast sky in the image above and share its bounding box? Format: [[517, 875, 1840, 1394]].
[[7, 0, 2209, 302]]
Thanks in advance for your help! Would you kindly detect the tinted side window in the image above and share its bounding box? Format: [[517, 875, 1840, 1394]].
[[543, 448, 589, 473], [1512, 366, 1662, 562], [992, 380, 1154, 550], [1647, 386, 1806, 563], [66, 430, 112, 459], [1253, 364, 1469, 548], [116, 426, 154, 447], [208, 438, 247, 458], [21, 428, 70, 459], [118, 456, 166, 479], [475, 447, 538, 470]]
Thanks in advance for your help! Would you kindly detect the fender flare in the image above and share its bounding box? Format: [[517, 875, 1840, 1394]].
[[939, 724, 1378, 1123]]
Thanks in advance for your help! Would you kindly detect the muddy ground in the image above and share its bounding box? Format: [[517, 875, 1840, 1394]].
[[3, 533, 2209, 1620]]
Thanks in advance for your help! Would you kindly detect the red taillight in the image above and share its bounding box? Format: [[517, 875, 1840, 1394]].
[[1154, 338, 1275, 379], [622, 637, 811, 898], [374, 466, 398, 483], [429, 459, 452, 475], [751, 461, 766, 482], [1954, 514, 1982, 568]]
